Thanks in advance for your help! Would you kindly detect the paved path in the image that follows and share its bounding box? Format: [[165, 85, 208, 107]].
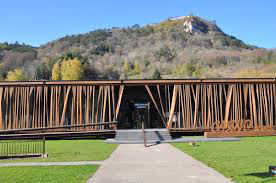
[[88, 144, 232, 183], [0, 161, 102, 167]]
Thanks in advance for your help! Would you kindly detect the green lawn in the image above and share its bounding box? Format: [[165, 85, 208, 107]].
[[0, 139, 118, 163], [172, 136, 276, 183], [0, 165, 98, 183]]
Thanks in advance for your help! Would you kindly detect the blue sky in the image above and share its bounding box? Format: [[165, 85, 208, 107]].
[[0, 0, 275, 48]]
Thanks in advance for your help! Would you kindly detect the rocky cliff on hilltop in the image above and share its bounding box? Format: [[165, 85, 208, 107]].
[[170, 16, 223, 34]]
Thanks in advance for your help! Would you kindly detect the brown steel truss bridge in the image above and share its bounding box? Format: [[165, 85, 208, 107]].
[[0, 79, 276, 138]]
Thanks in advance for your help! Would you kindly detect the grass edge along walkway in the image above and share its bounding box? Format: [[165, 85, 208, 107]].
[[0, 161, 103, 166], [0, 165, 99, 183], [0, 139, 118, 163], [172, 136, 276, 183]]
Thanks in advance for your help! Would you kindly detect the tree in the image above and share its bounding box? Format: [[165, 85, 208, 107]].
[[175, 62, 204, 78], [61, 58, 83, 80], [151, 68, 162, 79], [90, 43, 113, 56], [144, 59, 150, 67], [175, 64, 186, 78], [0, 67, 4, 81], [154, 46, 177, 61], [133, 61, 141, 75], [123, 60, 129, 74], [52, 58, 84, 80], [192, 65, 204, 78], [185, 63, 196, 77], [6, 68, 28, 81], [35, 62, 52, 80], [51, 63, 61, 80], [82, 64, 98, 80]]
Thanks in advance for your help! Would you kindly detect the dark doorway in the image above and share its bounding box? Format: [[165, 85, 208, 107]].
[[118, 100, 150, 129], [117, 86, 165, 129], [133, 102, 149, 129]]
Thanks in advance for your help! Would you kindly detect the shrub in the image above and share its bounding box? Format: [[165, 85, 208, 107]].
[[133, 61, 141, 75], [144, 59, 150, 67], [90, 43, 113, 56], [185, 63, 196, 77], [0, 42, 35, 53], [123, 60, 129, 74], [192, 65, 204, 78], [175, 63, 204, 78], [136, 25, 154, 37], [35, 62, 52, 80], [60, 29, 112, 45], [6, 69, 28, 81], [154, 46, 177, 61]]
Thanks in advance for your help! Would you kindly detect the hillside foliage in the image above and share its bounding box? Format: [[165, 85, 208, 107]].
[[0, 16, 275, 81]]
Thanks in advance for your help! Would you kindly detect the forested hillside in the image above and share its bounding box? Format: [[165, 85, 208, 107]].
[[1, 16, 276, 81]]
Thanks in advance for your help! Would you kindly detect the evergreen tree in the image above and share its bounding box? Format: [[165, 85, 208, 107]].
[[151, 68, 161, 79], [35, 62, 51, 80]]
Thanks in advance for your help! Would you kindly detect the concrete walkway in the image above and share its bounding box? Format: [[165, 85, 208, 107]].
[[88, 144, 232, 183], [0, 161, 103, 167]]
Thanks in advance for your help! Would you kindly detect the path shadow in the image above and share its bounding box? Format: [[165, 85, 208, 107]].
[[244, 172, 275, 182], [145, 131, 165, 147], [154, 131, 164, 141], [146, 141, 161, 147], [245, 172, 272, 178]]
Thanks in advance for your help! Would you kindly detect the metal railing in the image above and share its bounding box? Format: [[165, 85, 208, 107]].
[[0, 138, 45, 159], [0, 121, 118, 134]]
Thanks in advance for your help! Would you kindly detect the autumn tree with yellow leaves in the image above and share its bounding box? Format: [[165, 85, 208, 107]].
[[61, 58, 83, 80], [123, 60, 129, 74], [6, 69, 28, 81], [52, 58, 84, 80], [51, 63, 61, 80]]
